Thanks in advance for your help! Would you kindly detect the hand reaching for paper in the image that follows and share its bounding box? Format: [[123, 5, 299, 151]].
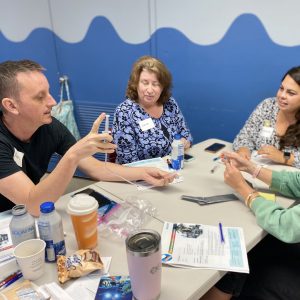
[[142, 168, 177, 187]]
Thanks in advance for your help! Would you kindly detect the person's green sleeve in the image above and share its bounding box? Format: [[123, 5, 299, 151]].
[[270, 171, 300, 198], [251, 197, 300, 243]]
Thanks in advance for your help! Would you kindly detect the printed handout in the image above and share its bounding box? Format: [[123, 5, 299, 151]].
[[161, 222, 249, 273]]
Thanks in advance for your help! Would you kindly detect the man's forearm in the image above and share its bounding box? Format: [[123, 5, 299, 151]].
[[78, 157, 144, 182], [27, 154, 79, 216]]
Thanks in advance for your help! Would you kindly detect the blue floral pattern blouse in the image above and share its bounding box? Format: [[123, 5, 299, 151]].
[[112, 97, 193, 164]]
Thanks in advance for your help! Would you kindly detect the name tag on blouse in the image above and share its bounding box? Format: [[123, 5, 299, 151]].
[[261, 126, 274, 138], [139, 118, 155, 131]]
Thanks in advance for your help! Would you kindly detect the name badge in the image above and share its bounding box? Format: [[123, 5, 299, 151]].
[[139, 118, 155, 131], [13, 148, 24, 167], [260, 126, 274, 138]]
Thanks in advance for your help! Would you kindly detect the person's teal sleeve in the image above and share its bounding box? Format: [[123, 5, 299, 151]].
[[270, 170, 300, 198], [251, 197, 300, 243], [250, 170, 300, 243]]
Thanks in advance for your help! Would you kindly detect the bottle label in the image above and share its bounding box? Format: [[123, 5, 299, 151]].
[[54, 240, 66, 257], [44, 240, 66, 262], [171, 142, 184, 169], [11, 225, 36, 245], [171, 159, 181, 170], [38, 215, 66, 261], [11, 225, 35, 237], [45, 240, 56, 262]]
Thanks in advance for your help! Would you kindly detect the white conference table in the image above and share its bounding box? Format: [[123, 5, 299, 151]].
[[35, 139, 295, 299]]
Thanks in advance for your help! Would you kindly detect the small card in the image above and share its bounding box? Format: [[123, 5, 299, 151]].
[[94, 275, 132, 300], [259, 192, 276, 201]]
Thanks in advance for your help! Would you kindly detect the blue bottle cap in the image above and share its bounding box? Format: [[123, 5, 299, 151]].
[[40, 201, 55, 213], [174, 133, 181, 140]]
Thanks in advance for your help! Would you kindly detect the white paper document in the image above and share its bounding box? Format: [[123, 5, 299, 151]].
[[125, 157, 183, 190], [251, 150, 275, 166], [65, 256, 112, 300], [161, 222, 249, 273], [0, 214, 14, 263]]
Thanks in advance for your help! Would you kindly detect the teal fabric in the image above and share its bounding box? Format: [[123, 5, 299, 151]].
[[51, 77, 81, 140], [51, 100, 80, 140], [251, 170, 300, 242]]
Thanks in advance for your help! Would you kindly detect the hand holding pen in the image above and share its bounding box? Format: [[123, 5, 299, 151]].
[[221, 151, 254, 172], [70, 112, 116, 160], [210, 153, 228, 173]]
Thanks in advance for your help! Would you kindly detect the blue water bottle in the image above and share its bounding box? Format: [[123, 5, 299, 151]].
[[171, 134, 184, 170]]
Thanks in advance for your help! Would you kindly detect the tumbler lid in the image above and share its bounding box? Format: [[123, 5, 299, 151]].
[[126, 230, 160, 257]]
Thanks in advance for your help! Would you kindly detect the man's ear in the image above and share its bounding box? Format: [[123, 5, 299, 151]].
[[1, 98, 19, 114]]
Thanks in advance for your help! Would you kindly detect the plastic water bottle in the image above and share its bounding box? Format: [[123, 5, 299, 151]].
[[171, 133, 184, 169], [37, 202, 66, 262], [9, 204, 37, 246]]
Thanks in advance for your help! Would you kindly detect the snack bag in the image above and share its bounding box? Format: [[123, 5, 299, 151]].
[[57, 249, 103, 283]]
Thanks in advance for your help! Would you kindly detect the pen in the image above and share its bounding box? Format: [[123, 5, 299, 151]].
[[104, 114, 110, 134], [0, 271, 22, 289], [210, 164, 220, 173], [102, 114, 110, 162], [0, 272, 23, 291], [168, 224, 177, 254], [219, 222, 225, 243]]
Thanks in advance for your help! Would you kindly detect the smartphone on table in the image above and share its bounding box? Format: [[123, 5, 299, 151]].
[[184, 153, 194, 162], [204, 143, 226, 153]]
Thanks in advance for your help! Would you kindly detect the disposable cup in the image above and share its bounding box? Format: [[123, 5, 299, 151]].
[[67, 194, 99, 249], [13, 238, 46, 281]]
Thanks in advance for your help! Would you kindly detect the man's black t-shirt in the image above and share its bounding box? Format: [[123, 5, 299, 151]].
[[0, 114, 76, 211]]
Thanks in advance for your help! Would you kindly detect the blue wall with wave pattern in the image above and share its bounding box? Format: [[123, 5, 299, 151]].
[[1, 14, 300, 145]]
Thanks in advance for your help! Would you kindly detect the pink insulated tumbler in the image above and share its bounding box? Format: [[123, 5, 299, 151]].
[[126, 229, 161, 300]]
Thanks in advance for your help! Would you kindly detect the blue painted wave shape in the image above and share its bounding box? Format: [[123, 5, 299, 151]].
[[1, 14, 300, 143]]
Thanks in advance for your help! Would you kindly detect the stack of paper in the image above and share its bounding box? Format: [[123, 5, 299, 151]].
[[0, 214, 19, 281], [161, 222, 249, 273]]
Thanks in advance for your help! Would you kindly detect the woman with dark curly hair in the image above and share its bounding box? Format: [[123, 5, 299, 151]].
[[112, 56, 192, 164], [233, 66, 300, 168]]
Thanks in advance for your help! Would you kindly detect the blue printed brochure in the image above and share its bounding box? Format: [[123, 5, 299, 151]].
[[94, 275, 132, 300]]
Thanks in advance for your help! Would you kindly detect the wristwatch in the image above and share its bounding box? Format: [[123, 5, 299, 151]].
[[283, 150, 291, 163]]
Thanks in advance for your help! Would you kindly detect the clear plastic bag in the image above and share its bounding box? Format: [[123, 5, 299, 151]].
[[97, 196, 157, 239]]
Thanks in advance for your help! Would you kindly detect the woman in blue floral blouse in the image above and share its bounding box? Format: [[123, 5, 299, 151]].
[[112, 56, 192, 164]]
